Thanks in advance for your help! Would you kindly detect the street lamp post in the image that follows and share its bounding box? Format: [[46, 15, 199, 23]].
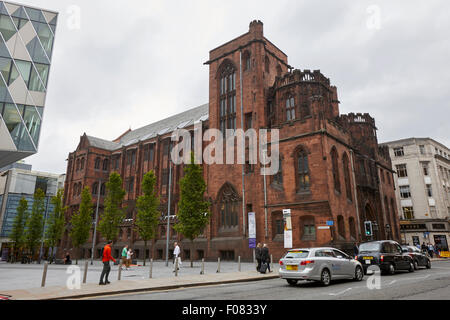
[[90, 180, 102, 265], [165, 160, 173, 267]]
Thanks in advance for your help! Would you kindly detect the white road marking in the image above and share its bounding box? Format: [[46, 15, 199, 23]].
[[328, 288, 352, 296]]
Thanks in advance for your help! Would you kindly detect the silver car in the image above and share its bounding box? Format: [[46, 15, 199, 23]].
[[279, 247, 364, 286]]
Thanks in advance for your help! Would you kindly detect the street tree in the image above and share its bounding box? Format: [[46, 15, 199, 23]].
[[25, 188, 46, 261], [98, 172, 126, 243], [174, 153, 210, 267], [9, 197, 29, 262], [135, 170, 160, 266], [46, 189, 67, 263], [69, 186, 93, 264]]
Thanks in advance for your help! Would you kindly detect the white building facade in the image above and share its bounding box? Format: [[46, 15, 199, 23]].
[[381, 138, 450, 251]]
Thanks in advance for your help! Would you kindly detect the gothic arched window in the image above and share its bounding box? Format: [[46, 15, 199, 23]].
[[342, 152, 352, 201], [217, 183, 240, 230], [218, 61, 236, 135], [286, 95, 295, 121], [331, 147, 340, 193], [296, 147, 310, 192], [94, 157, 101, 170]]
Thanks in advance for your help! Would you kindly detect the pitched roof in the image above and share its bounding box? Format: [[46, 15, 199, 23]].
[[86, 103, 209, 151]]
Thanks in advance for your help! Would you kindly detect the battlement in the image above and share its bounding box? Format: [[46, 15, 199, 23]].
[[274, 69, 331, 89], [340, 113, 376, 127]]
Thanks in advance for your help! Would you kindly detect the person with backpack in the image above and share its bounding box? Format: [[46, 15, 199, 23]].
[[99, 241, 116, 285], [260, 243, 271, 273], [255, 243, 262, 272]]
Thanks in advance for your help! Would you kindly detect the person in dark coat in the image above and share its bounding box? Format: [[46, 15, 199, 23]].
[[261, 243, 271, 273], [353, 242, 359, 256], [255, 243, 262, 272]]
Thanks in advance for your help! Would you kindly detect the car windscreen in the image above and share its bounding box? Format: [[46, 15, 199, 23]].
[[283, 250, 309, 259], [359, 243, 381, 252]]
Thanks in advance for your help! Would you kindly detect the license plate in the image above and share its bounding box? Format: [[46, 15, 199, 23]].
[[363, 256, 373, 260], [365, 260, 371, 264], [286, 265, 298, 271]]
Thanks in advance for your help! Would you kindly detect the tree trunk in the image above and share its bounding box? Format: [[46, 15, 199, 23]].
[[143, 241, 147, 266], [191, 239, 194, 268]]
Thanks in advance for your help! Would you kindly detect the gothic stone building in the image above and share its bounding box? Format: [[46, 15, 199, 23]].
[[61, 21, 400, 261]]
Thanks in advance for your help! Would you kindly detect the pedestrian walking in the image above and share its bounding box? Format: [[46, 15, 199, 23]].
[[126, 248, 133, 270], [353, 242, 359, 256], [121, 245, 128, 270], [173, 242, 181, 272], [255, 243, 262, 272], [428, 243, 434, 258], [99, 240, 116, 285], [261, 243, 271, 273]]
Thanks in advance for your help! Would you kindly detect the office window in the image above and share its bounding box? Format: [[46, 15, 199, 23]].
[[396, 164, 408, 178], [399, 185, 411, 198], [421, 162, 429, 176], [393, 147, 404, 157], [402, 207, 414, 219], [426, 184, 432, 197], [419, 145, 425, 155]]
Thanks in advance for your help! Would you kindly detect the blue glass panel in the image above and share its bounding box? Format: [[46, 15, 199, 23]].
[[24, 7, 46, 23], [11, 6, 28, 20], [0, 74, 14, 103], [0, 37, 10, 58], [0, 14, 17, 42], [26, 36, 50, 65], [0, 2, 9, 15]]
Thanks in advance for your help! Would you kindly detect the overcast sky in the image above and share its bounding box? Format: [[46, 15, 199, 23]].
[[20, 0, 450, 173]]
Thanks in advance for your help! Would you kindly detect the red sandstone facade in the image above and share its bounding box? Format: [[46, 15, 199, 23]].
[[60, 21, 400, 261]]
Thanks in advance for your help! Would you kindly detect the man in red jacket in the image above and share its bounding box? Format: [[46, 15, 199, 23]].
[[99, 240, 116, 285]]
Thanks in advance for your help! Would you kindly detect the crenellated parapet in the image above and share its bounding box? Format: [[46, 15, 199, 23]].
[[274, 69, 331, 89]]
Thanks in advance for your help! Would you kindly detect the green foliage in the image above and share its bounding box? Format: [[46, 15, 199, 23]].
[[25, 188, 46, 257], [10, 197, 29, 258], [174, 152, 210, 242], [135, 170, 160, 264], [69, 187, 93, 250], [98, 172, 126, 242], [46, 189, 67, 251]]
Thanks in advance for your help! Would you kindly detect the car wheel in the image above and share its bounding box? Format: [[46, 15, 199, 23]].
[[413, 260, 419, 270], [354, 266, 364, 281], [286, 279, 298, 286], [408, 261, 415, 272], [426, 260, 431, 269], [320, 268, 331, 286], [388, 263, 395, 275]]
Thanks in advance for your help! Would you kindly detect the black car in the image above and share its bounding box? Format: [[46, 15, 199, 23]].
[[401, 246, 431, 270], [356, 240, 414, 275]]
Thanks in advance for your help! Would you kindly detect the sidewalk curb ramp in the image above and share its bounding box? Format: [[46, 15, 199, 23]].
[[1, 271, 279, 300]]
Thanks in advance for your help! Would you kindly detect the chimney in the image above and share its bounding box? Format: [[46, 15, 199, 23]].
[[249, 20, 263, 39]]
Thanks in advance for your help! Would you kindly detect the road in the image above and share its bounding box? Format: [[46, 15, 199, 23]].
[[93, 260, 450, 300]]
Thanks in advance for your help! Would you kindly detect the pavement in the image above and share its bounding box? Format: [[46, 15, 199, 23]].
[[0, 259, 279, 300], [0, 258, 446, 300]]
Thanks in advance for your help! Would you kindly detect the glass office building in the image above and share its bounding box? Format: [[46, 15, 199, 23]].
[[0, 1, 57, 167]]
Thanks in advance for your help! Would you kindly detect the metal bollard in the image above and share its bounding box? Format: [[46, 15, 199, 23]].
[[118, 261, 122, 280], [175, 257, 179, 277], [83, 260, 88, 284], [41, 262, 48, 287], [216, 257, 221, 273], [200, 258, 205, 275], [238, 256, 241, 272], [270, 254, 273, 272], [149, 259, 153, 278]]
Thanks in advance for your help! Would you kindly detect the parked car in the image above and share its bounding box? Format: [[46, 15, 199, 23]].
[[401, 245, 431, 270], [279, 247, 364, 286], [356, 240, 415, 275]]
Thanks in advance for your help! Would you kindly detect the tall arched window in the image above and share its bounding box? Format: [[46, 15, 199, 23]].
[[94, 157, 101, 170], [217, 183, 240, 231], [296, 148, 310, 192], [331, 147, 341, 193], [100, 183, 106, 196], [337, 215, 346, 240], [76, 159, 80, 171], [92, 182, 98, 195], [273, 156, 283, 185], [264, 56, 270, 72], [342, 152, 352, 201], [102, 158, 109, 171], [349, 217, 356, 240], [219, 61, 236, 135], [243, 51, 251, 71], [80, 157, 85, 170], [286, 95, 295, 121]]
